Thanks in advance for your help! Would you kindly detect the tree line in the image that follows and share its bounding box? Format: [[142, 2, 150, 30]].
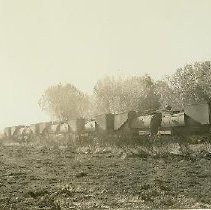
[[39, 61, 211, 122]]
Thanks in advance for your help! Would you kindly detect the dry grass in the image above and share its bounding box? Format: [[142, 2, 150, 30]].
[[0, 137, 211, 209]]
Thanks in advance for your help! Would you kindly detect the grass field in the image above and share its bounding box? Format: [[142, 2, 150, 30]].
[[0, 139, 211, 209]]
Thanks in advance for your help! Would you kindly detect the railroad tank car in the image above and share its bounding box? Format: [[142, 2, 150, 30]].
[[81, 114, 114, 141], [11, 126, 24, 139], [184, 103, 210, 134], [4, 127, 12, 138], [0, 129, 5, 140], [29, 124, 40, 135], [58, 123, 70, 133], [158, 103, 211, 136], [114, 112, 128, 131], [130, 114, 154, 135], [84, 120, 96, 132], [36, 122, 51, 136], [20, 126, 33, 141], [158, 112, 185, 135], [113, 111, 137, 135], [11, 126, 20, 137], [123, 111, 162, 137], [3, 126, 19, 139], [69, 118, 85, 133], [95, 113, 114, 133], [48, 123, 60, 134], [5, 125, 33, 142]]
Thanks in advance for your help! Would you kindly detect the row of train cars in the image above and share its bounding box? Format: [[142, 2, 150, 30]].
[[1, 103, 211, 143]]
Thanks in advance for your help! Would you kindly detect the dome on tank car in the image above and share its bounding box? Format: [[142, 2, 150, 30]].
[[165, 105, 172, 111]]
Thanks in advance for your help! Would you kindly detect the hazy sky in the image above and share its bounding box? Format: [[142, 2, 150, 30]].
[[0, 0, 211, 128]]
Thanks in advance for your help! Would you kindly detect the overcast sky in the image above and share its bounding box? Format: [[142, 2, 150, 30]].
[[0, 0, 211, 128]]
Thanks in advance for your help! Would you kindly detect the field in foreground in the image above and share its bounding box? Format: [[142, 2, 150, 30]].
[[0, 142, 211, 209]]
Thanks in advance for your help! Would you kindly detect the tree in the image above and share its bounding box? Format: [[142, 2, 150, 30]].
[[39, 83, 90, 121], [170, 61, 211, 105], [155, 78, 183, 110], [155, 61, 211, 109], [137, 75, 160, 111], [93, 75, 160, 114]]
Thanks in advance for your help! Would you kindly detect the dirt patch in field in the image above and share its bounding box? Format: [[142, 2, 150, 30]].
[[0, 141, 211, 209]]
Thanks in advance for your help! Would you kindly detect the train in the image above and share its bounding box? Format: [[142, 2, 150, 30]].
[[1, 102, 211, 143]]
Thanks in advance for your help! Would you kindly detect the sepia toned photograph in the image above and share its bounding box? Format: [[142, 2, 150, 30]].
[[0, 0, 211, 209]]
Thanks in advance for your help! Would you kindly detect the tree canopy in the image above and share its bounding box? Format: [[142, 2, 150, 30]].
[[93, 75, 160, 114], [39, 83, 90, 121], [156, 61, 211, 109], [39, 61, 211, 119]]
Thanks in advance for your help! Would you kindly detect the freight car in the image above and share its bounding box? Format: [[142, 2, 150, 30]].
[[81, 103, 211, 141], [1, 103, 211, 144], [2, 118, 86, 142], [158, 103, 211, 136], [3, 122, 49, 141]]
